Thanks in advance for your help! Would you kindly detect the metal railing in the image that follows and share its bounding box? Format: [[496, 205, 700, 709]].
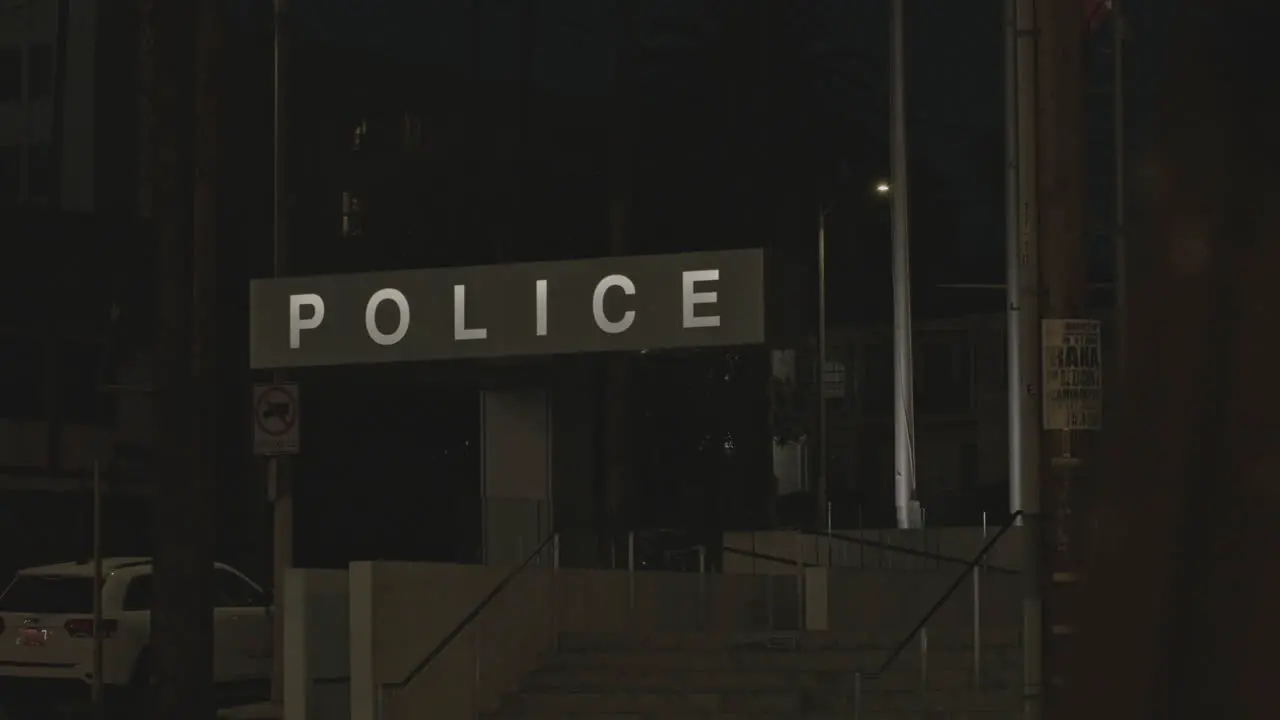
[[371, 521, 1020, 720], [798, 525, 1020, 575], [374, 533, 557, 720], [851, 510, 1025, 718]]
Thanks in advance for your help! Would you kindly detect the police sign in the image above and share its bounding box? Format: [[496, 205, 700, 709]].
[[249, 249, 766, 369]]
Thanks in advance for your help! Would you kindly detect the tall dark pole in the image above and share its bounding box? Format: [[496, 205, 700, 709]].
[[270, 0, 293, 703], [1011, 0, 1043, 715], [602, 0, 631, 559], [1112, 0, 1126, 372], [1036, 0, 1088, 714], [816, 209, 827, 529], [145, 0, 217, 712]]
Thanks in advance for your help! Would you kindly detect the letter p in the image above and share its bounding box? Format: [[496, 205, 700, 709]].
[[289, 293, 325, 349]]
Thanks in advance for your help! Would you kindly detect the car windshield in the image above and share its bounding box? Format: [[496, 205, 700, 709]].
[[0, 575, 96, 614]]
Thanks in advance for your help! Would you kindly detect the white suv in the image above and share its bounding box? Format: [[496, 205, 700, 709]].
[[0, 557, 271, 704]]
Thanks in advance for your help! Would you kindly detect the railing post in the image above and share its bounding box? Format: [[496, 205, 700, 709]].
[[795, 532, 804, 630], [697, 545, 707, 630], [919, 625, 929, 696], [853, 670, 863, 720], [471, 625, 481, 711], [627, 530, 635, 613], [551, 532, 560, 652], [974, 513, 987, 688], [972, 562, 982, 688]]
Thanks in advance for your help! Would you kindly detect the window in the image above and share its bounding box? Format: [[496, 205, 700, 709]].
[[402, 112, 422, 151], [214, 569, 265, 608], [0, 341, 43, 419], [61, 342, 113, 423], [0, 146, 19, 198], [27, 43, 53, 99], [0, 575, 96, 614], [122, 574, 152, 611], [341, 191, 363, 237], [28, 143, 55, 201], [916, 338, 973, 415], [860, 341, 893, 415], [0, 46, 19, 101], [352, 119, 367, 151]]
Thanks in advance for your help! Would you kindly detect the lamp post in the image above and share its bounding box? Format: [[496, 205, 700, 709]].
[[889, 0, 919, 530]]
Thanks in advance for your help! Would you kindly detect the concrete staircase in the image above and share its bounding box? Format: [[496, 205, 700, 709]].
[[485, 631, 1023, 719]]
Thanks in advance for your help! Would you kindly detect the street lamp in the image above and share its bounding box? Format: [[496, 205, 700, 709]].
[[874, 181, 891, 196]]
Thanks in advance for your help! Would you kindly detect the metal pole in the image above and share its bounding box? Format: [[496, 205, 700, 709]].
[[853, 671, 863, 720], [795, 533, 804, 630], [825, 501, 833, 567], [817, 209, 828, 529], [1113, 0, 1126, 371], [270, 0, 292, 706], [972, 548, 982, 688], [91, 459, 104, 713], [919, 625, 929, 692], [889, 0, 918, 530], [1015, 0, 1042, 715], [1005, 0, 1025, 518], [627, 530, 635, 611], [18, 0, 29, 201]]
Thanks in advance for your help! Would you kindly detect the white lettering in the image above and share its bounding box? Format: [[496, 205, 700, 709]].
[[364, 288, 410, 346], [453, 284, 488, 340], [681, 269, 721, 328], [592, 274, 635, 334], [289, 293, 325, 349], [535, 279, 548, 336]]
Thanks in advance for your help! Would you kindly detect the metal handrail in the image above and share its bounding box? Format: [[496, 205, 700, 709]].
[[375, 533, 556, 718], [799, 528, 1021, 575], [868, 510, 1023, 678], [722, 545, 821, 568]]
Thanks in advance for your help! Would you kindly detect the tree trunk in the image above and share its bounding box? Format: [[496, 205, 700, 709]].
[[1071, 2, 1280, 717]]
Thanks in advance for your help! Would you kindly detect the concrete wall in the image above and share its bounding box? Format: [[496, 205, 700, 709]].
[[349, 561, 556, 720], [350, 558, 1023, 720], [481, 389, 551, 566], [283, 568, 350, 720]]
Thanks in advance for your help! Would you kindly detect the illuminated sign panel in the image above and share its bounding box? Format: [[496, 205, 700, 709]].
[[249, 249, 766, 369]]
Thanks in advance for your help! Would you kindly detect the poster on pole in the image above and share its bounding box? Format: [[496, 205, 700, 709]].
[[1042, 319, 1102, 430]]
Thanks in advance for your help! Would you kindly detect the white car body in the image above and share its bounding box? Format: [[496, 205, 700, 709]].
[[0, 557, 271, 697]]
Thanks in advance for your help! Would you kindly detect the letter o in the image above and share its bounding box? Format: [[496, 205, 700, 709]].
[[365, 288, 410, 346]]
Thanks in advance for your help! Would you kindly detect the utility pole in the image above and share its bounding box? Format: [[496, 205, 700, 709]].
[[1036, 0, 1090, 715], [143, 0, 214, 718]]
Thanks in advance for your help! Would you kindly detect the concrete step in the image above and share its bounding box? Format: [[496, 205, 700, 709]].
[[526, 665, 1020, 694], [497, 690, 1021, 715], [548, 648, 1022, 672], [556, 630, 1022, 653], [486, 714, 1021, 719]]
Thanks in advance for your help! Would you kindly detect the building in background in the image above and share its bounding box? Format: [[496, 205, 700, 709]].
[[0, 0, 137, 212]]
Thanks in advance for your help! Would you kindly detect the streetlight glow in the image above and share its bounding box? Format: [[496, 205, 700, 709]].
[[875, 181, 891, 195]]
